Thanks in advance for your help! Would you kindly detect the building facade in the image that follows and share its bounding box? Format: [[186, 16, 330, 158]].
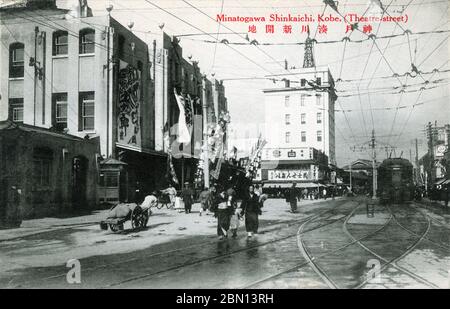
[[260, 65, 336, 188], [0, 0, 229, 218], [419, 122, 450, 188]]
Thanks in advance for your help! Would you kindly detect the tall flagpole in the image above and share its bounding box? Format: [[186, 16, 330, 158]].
[[202, 75, 210, 189]]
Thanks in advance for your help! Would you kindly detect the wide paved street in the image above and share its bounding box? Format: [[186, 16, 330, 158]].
[[1, 197, 449, 289]]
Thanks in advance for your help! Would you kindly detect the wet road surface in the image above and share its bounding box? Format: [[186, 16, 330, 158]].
[[1, 197, 449, 289]]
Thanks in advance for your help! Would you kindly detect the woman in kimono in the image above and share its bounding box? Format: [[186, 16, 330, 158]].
[[241, 185, 262, 238], [214, 190, 232, 240]]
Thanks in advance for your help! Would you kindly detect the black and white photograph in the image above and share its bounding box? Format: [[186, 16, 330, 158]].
[[0, 0, 449, 292]]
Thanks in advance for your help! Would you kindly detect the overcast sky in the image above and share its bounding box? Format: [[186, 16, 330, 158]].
[[59, 0, 450, 166]]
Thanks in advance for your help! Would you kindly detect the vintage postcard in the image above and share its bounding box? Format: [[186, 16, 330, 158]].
[[0, 0, 449, 294]]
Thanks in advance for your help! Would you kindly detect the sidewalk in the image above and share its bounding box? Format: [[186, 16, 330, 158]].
[[0, 197, 341, 242], [0, 210, 107, 242]]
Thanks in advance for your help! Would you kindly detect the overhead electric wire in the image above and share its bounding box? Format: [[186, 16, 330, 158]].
[[210, 0, 225, 73], [142, 0, 275, 75], [181, 0, 294, 75], [1, 23, 79, 129]]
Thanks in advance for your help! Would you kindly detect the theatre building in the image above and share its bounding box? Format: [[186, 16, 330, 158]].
[[0, 0, 154, 217]]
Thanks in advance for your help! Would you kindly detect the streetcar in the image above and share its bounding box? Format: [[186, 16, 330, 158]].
[[377, 158, 414, 204]]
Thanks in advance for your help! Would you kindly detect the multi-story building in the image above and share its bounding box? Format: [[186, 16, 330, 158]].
[[0, 0, 157, 205], [263, 66, 336, 165], [146, 31, 228, 186], [419, 122, 450, 188], [260, 64, 337, 189], [0, 0, 229, 219]]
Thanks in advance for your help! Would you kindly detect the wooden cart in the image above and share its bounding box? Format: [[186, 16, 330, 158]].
[[99, 203, 150, 232]]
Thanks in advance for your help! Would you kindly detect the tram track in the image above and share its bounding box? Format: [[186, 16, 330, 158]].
[[344, 204, 438, 289], [387, 204, 450, 251], [9, 199, 351, 288], [295, 200, 394, 289], [246, 200, 442, 289], [243, 200, 369, 289], [104, 199, 359, 288]]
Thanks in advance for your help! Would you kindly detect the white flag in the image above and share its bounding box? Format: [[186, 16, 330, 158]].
[[173, 89, 192, 144]]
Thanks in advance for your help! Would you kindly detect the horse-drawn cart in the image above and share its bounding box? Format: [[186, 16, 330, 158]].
[[100, 203, 151, 232]]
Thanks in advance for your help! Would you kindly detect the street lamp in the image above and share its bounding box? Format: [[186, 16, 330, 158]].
[[106, 4, 113, 15]]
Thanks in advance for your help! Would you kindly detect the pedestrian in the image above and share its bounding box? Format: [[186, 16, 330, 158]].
[[214, 190, 232, 240], [254, 184, 262, 197], [227, 189, 239, 238], [134, 181, 142, 204], [162, 183, 177, 208], [240, 185, 263, 238], [181, 182, 194, 214], [286, 183, 298, 213], [323, 188, 327, 200], [444, 183, 449, 208], [199, 188, 211, 216]]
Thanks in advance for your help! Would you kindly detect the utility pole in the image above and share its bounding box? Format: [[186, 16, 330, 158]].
[[371, 129, 377, 200], [415, 138, 419, 184], [349, 161, 353, 193], [202, 75, 210, 189]]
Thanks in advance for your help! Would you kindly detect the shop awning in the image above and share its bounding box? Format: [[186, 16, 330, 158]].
[[297, 182, 321, 188], [263, 182, 320, 188], [263, 183, 291, 188]]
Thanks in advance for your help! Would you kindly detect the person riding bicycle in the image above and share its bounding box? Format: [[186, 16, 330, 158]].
[[161, 184, 177, 207]]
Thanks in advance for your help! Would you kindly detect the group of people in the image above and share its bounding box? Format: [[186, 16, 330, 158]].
[[142, 182, 268, 240], [284, 183, 333, 213], [200, 184, 267, 240]]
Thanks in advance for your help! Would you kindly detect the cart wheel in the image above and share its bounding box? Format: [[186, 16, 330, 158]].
[[142, 211, 150, 227], [131, 206, 145, 229]]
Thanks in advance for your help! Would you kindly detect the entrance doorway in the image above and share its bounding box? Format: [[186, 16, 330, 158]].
[[72, 156, 88, 209]]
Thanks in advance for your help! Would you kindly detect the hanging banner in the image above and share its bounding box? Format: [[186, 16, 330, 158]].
[[211, 144, 224, 180], [117, 60, 142, 147], [173, 89, 193, 144]]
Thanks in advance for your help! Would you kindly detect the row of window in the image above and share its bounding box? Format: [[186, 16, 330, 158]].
[[285, 113, 322, 125], [8, 29, 95, 78], [285, 131, 323, 143], [284, 94, 322, 108], [54, 29, 95, 56], [8, 92, 95, 131]]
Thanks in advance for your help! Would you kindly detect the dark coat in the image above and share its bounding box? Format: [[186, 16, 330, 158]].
[[181, 188, 194, 205], [241, 193, 262, 215], [285, 187, 297, 203]]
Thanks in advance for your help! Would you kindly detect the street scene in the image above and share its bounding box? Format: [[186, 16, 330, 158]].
[[0, 0, 449, 290]]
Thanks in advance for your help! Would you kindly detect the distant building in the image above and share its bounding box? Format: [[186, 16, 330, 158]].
[[262, 66, 337, 165], [419, 122, 450, 188], [260, 56, 337, 189]]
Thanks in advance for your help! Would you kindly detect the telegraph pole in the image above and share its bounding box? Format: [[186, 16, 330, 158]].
[[202, 75, 210, 189], [349, 161, 353, 193], [371, 129, 377, 199]]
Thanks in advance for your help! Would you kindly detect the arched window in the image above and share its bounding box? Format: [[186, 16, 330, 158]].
[[79, 28, 95, 54], [9, 42, 24, 78], [53, 31, 68, 56]]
